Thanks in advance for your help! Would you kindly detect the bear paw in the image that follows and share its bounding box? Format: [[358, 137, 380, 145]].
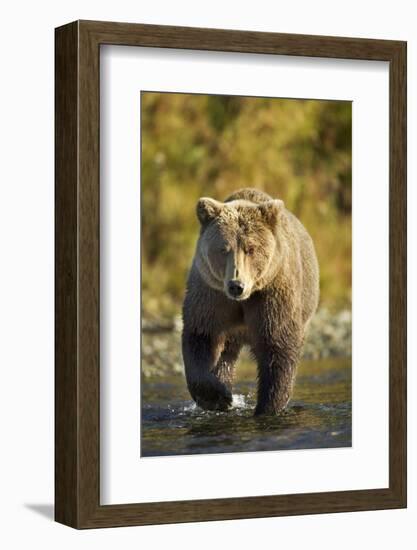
[[190, 378, 233, 412]]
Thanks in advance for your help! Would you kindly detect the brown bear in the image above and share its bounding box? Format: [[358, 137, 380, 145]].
[[182, 188, 319, 415]]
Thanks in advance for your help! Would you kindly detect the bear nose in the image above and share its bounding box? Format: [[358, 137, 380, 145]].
[[228, 280, 244, 297]]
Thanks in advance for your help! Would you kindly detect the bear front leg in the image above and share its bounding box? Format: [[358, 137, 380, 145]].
[[244, 293, 303, 416], [212, 336, 242, 391], [182, 330, 233, 411], [252, 338, 301, 415]]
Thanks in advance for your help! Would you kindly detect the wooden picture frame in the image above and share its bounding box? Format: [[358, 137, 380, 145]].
[[55, 20, 407, 529]]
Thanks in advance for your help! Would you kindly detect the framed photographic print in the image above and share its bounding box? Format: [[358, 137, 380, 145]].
[[55, 20, 407, 528]]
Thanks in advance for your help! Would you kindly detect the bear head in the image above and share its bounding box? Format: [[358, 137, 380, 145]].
[[195, 197, 285, 301]]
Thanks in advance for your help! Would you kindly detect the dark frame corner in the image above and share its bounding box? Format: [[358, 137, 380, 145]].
[[55, 20, 407, 529]]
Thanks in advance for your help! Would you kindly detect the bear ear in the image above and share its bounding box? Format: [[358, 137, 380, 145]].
[[196, 197, 223, 226], [258, 199, 284, 229]]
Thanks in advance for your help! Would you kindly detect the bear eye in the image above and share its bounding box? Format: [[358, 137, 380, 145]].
[[247, 247, 255, 256]]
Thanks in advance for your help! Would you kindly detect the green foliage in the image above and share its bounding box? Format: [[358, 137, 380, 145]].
[[141, 92, 352, 318]]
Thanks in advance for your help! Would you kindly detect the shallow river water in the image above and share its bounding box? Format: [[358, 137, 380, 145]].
[[141, 357, 351, 457]]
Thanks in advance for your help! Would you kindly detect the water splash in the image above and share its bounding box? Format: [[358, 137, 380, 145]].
[[232, 393, 249, 409], [182, 402, 197, 413]]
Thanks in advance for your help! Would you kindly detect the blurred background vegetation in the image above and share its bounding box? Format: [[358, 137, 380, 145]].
[[141, 92, 351, 320]]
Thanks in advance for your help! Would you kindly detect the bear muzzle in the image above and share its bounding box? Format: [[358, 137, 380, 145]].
[[226, 279, 249, 300]]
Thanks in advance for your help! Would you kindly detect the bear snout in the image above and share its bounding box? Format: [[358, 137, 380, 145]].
[[227, 279, 245, 299]]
